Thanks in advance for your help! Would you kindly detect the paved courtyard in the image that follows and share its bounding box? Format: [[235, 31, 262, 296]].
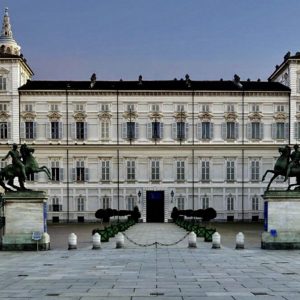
[[1, 223, 300, 299]]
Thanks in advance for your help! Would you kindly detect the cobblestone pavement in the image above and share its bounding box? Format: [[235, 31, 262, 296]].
[[1, 223, 300, 299]]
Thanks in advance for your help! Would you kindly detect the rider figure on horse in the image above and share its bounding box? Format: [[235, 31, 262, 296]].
[[2, 143, 27, 181], [285, 144, 300, 181]]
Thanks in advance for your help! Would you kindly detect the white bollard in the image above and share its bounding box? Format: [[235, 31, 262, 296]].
[[116, 232, 125, 249], [68, 233, 77, 250], [92, 233, 101, 250], [212, 232, 221, 249], [236, 232, 245, 249], [188, 232, 197, 248]]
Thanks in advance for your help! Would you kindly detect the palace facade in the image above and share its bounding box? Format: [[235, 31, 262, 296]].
[[0, 9, 299, 222]]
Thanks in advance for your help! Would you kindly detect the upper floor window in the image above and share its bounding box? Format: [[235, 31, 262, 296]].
[[101, 160, 110, 181], [150, 104, 160, 112], [151, 159, 160, 181], [77, 196, 85, 211], [72, 122, 87, 140], [222, 122, 239, 140], [176, 104, 185, 112], [50, 103, 59, 111], [100, 121, 110, 140], [0, 122, 10, 139], [252, 195, 259, 211], [176, 160, 185, 181], [250, 104, 260, 112], [24, 104, 33, 112], [250, 159, 260, 181], [73, 160, 89, 182], [226, 159, 235, 181], [201, 104, 209, 112], [177, 196, 185, 210], [198, 122, 213, 140], [75, 104, 85, 111], [201, 159, 210, 181], [0, 103, 7, 111], [172, 122, 188, 141], [21, 121, 37, 139], [122, 122, 139, 140], [48, 121, 62, 140], [247, 122, 263, 140], [276, 104, 285, 112], [272, 123, 288, 140], [126, 104, 135, 112], [202, 195, 209, 209], [227, 104, 235, 112], [101, 103, 110, 112], [147, 122, 164, 140], [50, 196, 62, 212], [0, 76, 6, 90], [127, 160, 136, 181], [51, 160, 63, 181]]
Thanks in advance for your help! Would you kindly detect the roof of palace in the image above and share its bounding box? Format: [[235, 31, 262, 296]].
[[19, 79, 290, 92]]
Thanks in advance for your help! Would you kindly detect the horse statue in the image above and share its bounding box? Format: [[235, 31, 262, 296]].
[[0, 144, 51, 192], [262, 145, 300, 191]]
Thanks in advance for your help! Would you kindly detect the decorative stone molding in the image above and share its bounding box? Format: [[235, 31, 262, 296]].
[[21, 111, 36, 121], [0, 111, 10, 121], [149, 111, 163, 121], [0, 67, 9, 74], [199, 112, 213, 121], [273, 112, 287, 122], [173, 111, 188, 121], [73, 111, 87, 122], [295, 113, 300, 120], [48, 111, 62, 121], [123, 110, 138, 121], [98, 111, 112, 121], [224, 112, 238, 122], [248, 112, 263, 122]]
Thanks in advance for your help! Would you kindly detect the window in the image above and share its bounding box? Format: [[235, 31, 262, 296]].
[[201, 160, 210, 181], [49, 121, 62, 139], [227, 195, 234, 211], [127, 160, 136, 181], [151, 159, 160, 181], [101, 103, 110, 112], [74, 160, 88, 182], [51, 160, 61, 181], [0, 122, 10, 139], [227, 104, 235, 112], [202, 104, 209, 112], [251, 160, 260, 181], [75, 122, 87, 140], [276, 104, 285, 112], [147, 122, 163, 139], [251, 104, 260, 112], [25, 121, 36, 139], [77, 196, 85, 211], [176, 160, 185, 181], [272, 123, 288, 140], [103, 196, 110, 209], [127, 196, 135, 211], [295, 122, 300, 139], [24, 104, 33, 112], [51, 196, 62, 212], [202, 196, 209, 209], [172, 122, 188, 140], [122, 122, 139, 140], [100, 121, 110, 139], [248, 122, 263, 140], [0, 76, 6, 90], [151, 104, 160, 112], [50, 104, 59, 111], [0, 103, 7, 111], [252, 196, 259, 211], [176, 104, 185, 112], [225, 122, 238, 139], [75, 104, 84, 111], [101, 160, 110, 181], [126, 104, 135, 111], [198, 122, 213, 140], [226, 160, 235, 181], [177, 197, 185, 210]]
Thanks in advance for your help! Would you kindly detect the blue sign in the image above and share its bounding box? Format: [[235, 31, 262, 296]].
[[32, 231, 42, 241]]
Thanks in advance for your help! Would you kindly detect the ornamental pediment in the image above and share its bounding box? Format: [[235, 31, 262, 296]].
[[173, 111, 188, 121], [48, 111, 62, 121], [198, 112, 213, 121], [123, 110, 138, 121], [0, 67, 9, 74], [273, 112, 287, 122], [248, 112, 263, 122], [98, 111, 112, 121], [149, 112, 163, 120], [0, 111, 10, 121], [295, 113, 300, 120], [73, 111, 87, 121], [224, 112, 238, 122], [21, 111, 36, 121]]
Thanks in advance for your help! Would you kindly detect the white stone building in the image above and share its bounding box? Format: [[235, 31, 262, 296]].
[[0, 8, 299, 223]]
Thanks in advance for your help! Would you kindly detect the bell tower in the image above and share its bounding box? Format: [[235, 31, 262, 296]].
[[0, 8, 33, 143]]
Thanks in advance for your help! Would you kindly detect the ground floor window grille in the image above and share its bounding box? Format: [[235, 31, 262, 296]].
[[202, 196, 209, 209], [227, 195, 234, 211], [177, 197, 185, 210]]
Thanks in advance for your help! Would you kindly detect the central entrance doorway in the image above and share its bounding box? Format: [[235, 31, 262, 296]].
[[146, 191, 164, 222]]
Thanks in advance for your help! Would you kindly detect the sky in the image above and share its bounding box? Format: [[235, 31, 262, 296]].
[[2, 0, 300, 81]]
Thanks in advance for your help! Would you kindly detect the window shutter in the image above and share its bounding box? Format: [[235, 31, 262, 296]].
[[295, 122, 299, 139], [72, 167, 75, 182], [83, 122, 88, 140], [271, 123, 276, 139], [84, 168, 89, 182], [7, 122, 11, 139], [197, 123, 202, 140], [33, 122, 37, 139], [146, 123, 152, 139], [59, 168, 64, 181], [172, 123, 177, 139], [235, 123, 239, 139], [59, 122, 63, 139], [20, 122, 25, 139], [121, 123, 127, 139], [46, 122, 50, 139], [284, 123, 289, 140], [246, 123, 251, 139], [160, 122, 164, 139], [221, 123, 226, 140], [71, 123, 76, 139], [260, 123, 264, 140], [185, 123, 189, 140], [135, 123, 139, 139], [210, 123, 214, 139]]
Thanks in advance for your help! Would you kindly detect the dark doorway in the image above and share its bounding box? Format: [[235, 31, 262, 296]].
[[146, 191, 164, 222]]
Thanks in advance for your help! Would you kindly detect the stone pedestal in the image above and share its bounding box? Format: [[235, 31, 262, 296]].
[[2, 191, 50, 251], [262, 191, 300, 250]]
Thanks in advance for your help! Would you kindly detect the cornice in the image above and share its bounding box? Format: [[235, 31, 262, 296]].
[[248, 112, 263, 122], [273, 112, 287, 122], [224, 112, 238, 122], [123, 110, 138, 121], [199, 112, 213, 121], [0, 111, 10, 121], [73, 111, 87, 121], [148, 112, 163, 120], [21, 111, 36, 121], [173, 111, 188, 121], [48, 111, 62, 121], [98, 111, 112, 121]]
